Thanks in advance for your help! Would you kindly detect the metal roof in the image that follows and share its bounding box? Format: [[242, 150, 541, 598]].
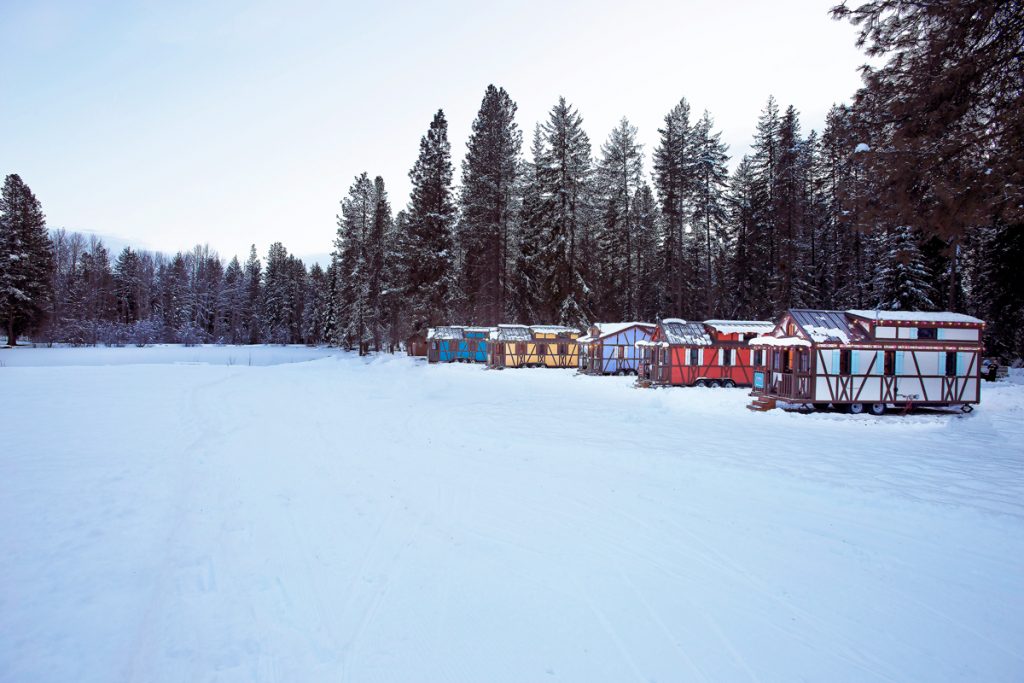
[[788, 310, 870, 344], [660, 320, 712, 346], [491, 325, 533, 341], [846, 310, 984, 325], [426, 326, 464, 340], [703, 320, 775, 335]]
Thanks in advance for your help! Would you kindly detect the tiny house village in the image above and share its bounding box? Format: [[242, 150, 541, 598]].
[[417, 309, 990, 415]]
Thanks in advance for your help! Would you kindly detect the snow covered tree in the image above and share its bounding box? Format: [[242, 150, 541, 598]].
[[242, 245, 262, 344], [508, 125, 547, 324], [0, 174, 53, 345], [594, 117, 644, 319], [630, 182, 661, 322], [535, 97, 594, 326], [113, 247, 144, 325], [458, 85, 522, 324], [652, 98, 696, 317], [690, 111, 730, 317], [222, 256, 246, 343], [404, 110, 457, 337], [874, 225, 935, 310]]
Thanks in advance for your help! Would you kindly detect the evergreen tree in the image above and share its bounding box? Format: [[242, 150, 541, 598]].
[[404, 110, 457, 337], [458, 85, 522, 324], [874, 225, 935, 310], [652, 98, 696, 317], [536, 97, 594, 326], [0, 174, 53, 345], [334, 172, 375, 349], [690, 111, 730, 317], [508, 125, 547, 323], [242, 245, 262, 343], [222, 256, 245, 343], [630, 182, 661, 322], [262, 242, 293, 344], [595, 117, 644, 319]]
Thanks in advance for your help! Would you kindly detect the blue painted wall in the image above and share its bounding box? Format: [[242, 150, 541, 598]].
[[599, 325, 652, 373], [457, 331, 488, 362]]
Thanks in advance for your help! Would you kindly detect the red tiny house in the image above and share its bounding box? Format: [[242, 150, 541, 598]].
[[637, 319, 774, 387]]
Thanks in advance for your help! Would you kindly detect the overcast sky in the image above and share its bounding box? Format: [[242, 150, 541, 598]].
[[1, 0, 866, 265]]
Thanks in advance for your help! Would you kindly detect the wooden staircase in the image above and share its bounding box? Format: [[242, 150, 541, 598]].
[[747, 395, 777, 412]]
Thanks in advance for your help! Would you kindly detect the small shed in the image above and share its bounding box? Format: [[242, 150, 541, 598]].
[[426, 326, 464, 363], [529, 325, 582, 369], [748, 309, 985, 414], [578, 322, 656, 375]]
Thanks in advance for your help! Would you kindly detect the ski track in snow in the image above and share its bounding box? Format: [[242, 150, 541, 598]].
[[1, 348, 1023, 682]]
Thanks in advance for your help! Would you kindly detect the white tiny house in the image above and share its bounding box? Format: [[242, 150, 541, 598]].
[[749, 309, 985, 414]]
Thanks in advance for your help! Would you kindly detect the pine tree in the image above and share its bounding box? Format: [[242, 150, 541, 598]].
[[508, 125, 547, 323], [222, 256, 245, 343], [727, 156, 760, 318], [652, 98, 696, 317], [874, 225, 935, 310], [690, 111, 730, 317], [404, 109, 457, 337], [0, 174, 53, 345], [748, 96, 781, 315], [630, 182, 661, 322], [363, 176, 391, 350], [536, 97, 594, 326], [595, 117, 644, 319], [262, 242, 293, 344], [242, 245, 262, 343], [334, 173, 375, 349], [458, 85, 522, 324]]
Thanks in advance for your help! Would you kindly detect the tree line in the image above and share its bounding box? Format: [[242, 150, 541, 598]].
[[2, 0, 1021, 357]]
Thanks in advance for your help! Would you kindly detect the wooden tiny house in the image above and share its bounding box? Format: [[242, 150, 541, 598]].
[[486, 325, 581, 369], [636, 319, 773, 387], [749, 309, 985, 414], [426, 326, 464, 363], [578, 322, 656, 375]]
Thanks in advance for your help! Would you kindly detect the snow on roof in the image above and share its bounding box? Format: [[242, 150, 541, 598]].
[[530, 325, 580, 336], [789, 310, 869, 344], [491, 325, 532, 341], [846, 310, 984, 325], [589, 321, 656, 340], [703, 320, 775, 335], [463, 326, 493, 335], [750, 335, 812, 348], [426, 326, 464, 340], [660, 320, 712, 346]]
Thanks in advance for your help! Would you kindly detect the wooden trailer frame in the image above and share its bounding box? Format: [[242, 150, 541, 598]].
[[749, 309, 985, 414], [426, 326, 464, 363], [486, 324, 581, 369], [578, 322, 656, 375], [636, 319, 773, 387]]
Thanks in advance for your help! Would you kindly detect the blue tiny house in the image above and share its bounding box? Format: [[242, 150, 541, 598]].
[[456, 327, 491, 363], [578, 322, 656, 375], [426, 326, 464, 363]]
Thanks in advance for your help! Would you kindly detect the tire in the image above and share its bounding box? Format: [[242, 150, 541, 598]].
[[722, 379, 736, 388], [848, 402, 865, 414], [695, 379, 707, 388], [869, 402, 886, 416], [708, 380, 722, 388]]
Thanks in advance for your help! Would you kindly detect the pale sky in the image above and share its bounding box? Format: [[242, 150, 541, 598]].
[[1, 0, 866, 265]]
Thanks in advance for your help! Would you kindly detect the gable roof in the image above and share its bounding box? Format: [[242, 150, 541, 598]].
[[491, 324, 532, 341], [788, 309, 870, 344], [660, 319, 712, 346], [585, 321, 656, 342], [529, 325, 580, 337]]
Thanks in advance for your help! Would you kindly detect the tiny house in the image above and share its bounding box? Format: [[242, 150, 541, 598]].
[[748, 309, 985, 414], [486, 324, 581, 369], [426, 326, 464, 363], [578, 322, 656, 375], [457, 327, 491, 363], [636, 319, 773, 387]]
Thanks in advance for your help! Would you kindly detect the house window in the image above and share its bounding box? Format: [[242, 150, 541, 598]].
[[839, 350, 852, 375], [558, 343, 568, 355], [689, 348, 700, 365], [945, 351, 957, 376], [537, 344, 547, 356], [796, 349, 810, 373], [722, 348, 733, 366], [515, 342, 526, 355], [617, 345, 626, 360], [918, 327, 938, 340], [772, 350, 781, 371], [884, 350, 895, 376], [753, 349, 763, 366]]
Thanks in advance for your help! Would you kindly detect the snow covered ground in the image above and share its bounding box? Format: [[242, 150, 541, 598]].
[[2, 348, 1023, 682]]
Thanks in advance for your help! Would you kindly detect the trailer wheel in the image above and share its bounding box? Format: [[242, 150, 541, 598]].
[[695, 379, 707, 388], [722, 379, 736, 388], [708, 380, 722, 388], [848, 402, 865, 414], [869, 403, 886, 416], [960, 404, 974, 414]]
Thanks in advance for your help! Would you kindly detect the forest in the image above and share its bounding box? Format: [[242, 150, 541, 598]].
[[2, 0, 1021, 358]]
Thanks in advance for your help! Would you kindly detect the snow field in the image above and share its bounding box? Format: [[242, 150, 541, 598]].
[[1, 349, 1023, 682]]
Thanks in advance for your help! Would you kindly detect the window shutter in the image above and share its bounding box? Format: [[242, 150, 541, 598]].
[[908, 327, 918, 340], [957, 352, 965, 376], [682, 347, 689, 366], [717, 348, 723, 365], [851, 351, 860, 374], [698, 349, 704, 365], [895, 351, 905, 375], [875, 350, 884, 375], [937, 328, 945, 340], [831, 350, 840, 374]]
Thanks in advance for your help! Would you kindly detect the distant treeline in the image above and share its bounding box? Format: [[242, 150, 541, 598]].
[[2, 1, 1021, 357]]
